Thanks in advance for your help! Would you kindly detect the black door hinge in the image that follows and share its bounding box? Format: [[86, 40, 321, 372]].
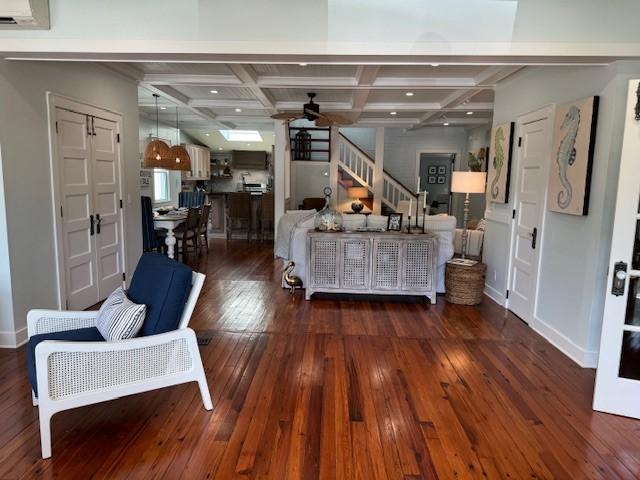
[[122, 272, 126, 281], [55, 121, 58, 134], [506, 290, 510, 299], [512, 209, 516, 219], [120, 199, 123, 209], [60, 205, 63, 217], [117, 133, 120, 143], [518, 137, 522, 147]]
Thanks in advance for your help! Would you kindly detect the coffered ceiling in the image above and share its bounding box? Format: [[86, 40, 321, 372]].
[[112, 62, 524, 138]]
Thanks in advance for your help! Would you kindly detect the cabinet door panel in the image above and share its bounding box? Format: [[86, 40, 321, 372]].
[[310, 238, 339, 288], [403, 240, 433, 291], [340, 239, 370, 290], [372, 239, 401, 290]]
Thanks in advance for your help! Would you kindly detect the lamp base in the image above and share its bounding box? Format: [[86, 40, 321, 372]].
[[351, 202, 364, 213]]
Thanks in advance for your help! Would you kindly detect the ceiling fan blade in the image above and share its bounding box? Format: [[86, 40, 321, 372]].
[[271, 112, 304, 120], [320, 113, 354, 125], [315, 117, 333, 127], [304, 108, 321, 118]]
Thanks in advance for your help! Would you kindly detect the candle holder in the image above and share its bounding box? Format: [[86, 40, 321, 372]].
[[421, 207, 427, 233], [406, 215, 412, 234], [415, 196, 420, 228]]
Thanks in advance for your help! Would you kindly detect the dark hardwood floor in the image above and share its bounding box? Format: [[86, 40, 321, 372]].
[[1, 240, 640, 479]]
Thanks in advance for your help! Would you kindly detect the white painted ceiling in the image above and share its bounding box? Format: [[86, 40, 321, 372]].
[[122, 62, 524, 151]]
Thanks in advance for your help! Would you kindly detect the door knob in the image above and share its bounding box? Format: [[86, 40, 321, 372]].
[[96, 214, 102, 234], [531, 227, 538, 249], [612, 262, 628, 296]]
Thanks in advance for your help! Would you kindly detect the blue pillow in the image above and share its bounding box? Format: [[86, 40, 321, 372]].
[[127, 253, 192, 336]]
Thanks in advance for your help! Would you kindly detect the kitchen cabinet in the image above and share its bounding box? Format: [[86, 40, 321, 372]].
[[184, 144, 211, 180], [233, 150, 267, 170]]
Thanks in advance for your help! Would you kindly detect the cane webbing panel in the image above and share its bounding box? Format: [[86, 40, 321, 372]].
[[312, 239, 338, 287], [373, 241, 400, 288], [341, 240, 368, 289], [404, 241, 433, 290]]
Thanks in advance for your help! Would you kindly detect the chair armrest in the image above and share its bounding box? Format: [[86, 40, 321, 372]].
[[35, 328, 201, 402], [27, 309, 99, 338]]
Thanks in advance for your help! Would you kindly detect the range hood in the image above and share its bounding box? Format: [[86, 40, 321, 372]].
[[0, 0, 49, 29]]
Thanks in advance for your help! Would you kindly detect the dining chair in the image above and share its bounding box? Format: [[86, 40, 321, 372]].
[[197, 203, 211, 254], [259, 192, 274, 242], [178, 191, 205, 209], [226, 192, 252, 241], [159, 207, 199, 261]]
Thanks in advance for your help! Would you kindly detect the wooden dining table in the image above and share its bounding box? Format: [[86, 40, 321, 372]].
[[153, 212, 187, 259]]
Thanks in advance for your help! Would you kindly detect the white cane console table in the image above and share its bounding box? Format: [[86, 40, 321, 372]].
[[305, 231, 438, 303]]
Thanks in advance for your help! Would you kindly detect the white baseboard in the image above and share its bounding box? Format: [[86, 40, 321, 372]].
[[0, 326, 27, 348], [530, 315, 598, 368], [484, 284, 506, 306]]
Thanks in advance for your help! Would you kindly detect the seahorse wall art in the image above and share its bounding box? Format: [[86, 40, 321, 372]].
[[556, 105, 581, 209], [491, 126, 505, 199]]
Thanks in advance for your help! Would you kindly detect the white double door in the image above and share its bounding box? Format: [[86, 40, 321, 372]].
[[55, 106, 124, 310], [593, 80, 640, 419]]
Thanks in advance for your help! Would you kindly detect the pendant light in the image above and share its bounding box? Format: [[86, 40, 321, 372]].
[[168, 107, 191, 171], [143, 94, 171, 168]]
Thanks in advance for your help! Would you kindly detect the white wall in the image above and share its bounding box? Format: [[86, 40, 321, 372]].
[[484, 62, 640, 366], [339, 128, 376, 159], [0, 60, 141, 346], [290, 162, 331, 210], [0, 146, 16, 345]]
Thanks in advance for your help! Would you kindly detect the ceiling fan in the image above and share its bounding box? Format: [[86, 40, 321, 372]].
[[271, 92, 353, 126]]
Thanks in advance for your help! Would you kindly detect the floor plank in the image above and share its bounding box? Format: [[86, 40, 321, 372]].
[[0, 239, 639, 479]]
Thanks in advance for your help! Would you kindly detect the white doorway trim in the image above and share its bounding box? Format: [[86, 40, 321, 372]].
[[46, 92, 126, 309], [505, 104, 554, 324]]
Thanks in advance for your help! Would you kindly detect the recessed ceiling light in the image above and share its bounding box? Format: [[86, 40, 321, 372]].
[[443, 122, 449, 126], [246, 143, 251, 146], [390, 111, 397, 115], [210, 89, 218, 94], [205, 133, 210, 136], [235, 108, 242, 113], [405, 92, 414, 97], [431, 63, 440, 67], [299, 63, 308, 66], [160, 106, 166, 110], [218, 147, 223, 150], [466, 111, 474, 115]]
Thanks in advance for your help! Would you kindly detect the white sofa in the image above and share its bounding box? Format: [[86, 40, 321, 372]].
[[275, 211, 456, 293]]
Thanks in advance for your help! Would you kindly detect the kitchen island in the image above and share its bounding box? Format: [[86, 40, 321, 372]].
[[206, 189, 272, 240]]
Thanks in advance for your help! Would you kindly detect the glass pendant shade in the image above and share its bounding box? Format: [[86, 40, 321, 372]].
[[168, 144, 191, 171], [314, 187, 343, 232]]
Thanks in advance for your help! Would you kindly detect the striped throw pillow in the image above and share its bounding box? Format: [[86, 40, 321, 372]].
[[96, 287, 146, 341]]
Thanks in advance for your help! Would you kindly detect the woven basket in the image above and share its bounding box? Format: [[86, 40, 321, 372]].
[[445, 262, 487, 305]]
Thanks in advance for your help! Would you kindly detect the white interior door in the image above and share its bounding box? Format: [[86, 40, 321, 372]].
[[593, 80, 640, 419], [92, 116, 124, 297], [508, 108, 552, 323], [56, 108, 98, 310]]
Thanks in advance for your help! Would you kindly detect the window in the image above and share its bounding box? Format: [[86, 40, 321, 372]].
[[219, 130, 263, 142], [153, 169, 170, 202]]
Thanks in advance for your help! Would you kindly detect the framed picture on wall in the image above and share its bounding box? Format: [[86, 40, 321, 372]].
[[428, 166, 437, 175], [547, 96, 599, 216], [487, 121, 515, 203], [428, 176, 436, 184], [437, 165, 447, 175], [387, 212, 403, 231]]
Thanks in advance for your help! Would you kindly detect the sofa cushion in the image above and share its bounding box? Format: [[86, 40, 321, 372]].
[[27, 327, 104, 396], [342, 214, 367, 231], [127, 253, 192, 336], [96, 287, 146, 341], [366, 214, 388, 230]]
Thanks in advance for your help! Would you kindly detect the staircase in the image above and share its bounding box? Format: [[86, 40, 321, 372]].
[[337, 133, 415, 212]]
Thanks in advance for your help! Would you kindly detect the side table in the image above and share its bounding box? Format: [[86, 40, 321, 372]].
[[445, 260, 487, 305]]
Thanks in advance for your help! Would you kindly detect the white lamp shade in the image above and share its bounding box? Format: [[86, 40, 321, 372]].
[[451, 171, 487, 194]]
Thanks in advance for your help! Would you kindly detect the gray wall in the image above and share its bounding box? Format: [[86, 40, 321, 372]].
[[339, 127, 376, 159], [0, 60, 141, 345], [484, 62, 640, 365]]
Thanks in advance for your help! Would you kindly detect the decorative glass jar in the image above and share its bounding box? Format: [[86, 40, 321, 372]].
[[314, 187, 343, 232]]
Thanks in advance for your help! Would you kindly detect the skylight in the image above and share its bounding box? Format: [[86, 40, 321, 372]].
[[219, 130, 262, 142]]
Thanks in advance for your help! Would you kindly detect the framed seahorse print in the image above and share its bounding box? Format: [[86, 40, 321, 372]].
[[487, 122, 514, 203], [547, 96, 599, 216]]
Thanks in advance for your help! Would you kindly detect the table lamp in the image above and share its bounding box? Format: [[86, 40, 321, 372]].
[[451, 171, 487, 258], [347, 186, 369, 213]]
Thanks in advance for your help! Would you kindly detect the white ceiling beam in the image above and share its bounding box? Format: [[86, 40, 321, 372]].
[[274, 101, 352, 111], [363, 102, 442, 111], [227, 64, 277, 113], [188, 99, 265, 109], [140, 84, 236, 129], [473, 65, 524, 86], [143, 74, 242, 86], [101, 62, 144, 81], [257, 76, 357, 87], [351, 65, 380, 122], [373, 77, 477, 88]]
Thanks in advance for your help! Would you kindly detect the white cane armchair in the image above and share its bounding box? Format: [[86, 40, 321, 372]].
[[27, 270, 212, 459]]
